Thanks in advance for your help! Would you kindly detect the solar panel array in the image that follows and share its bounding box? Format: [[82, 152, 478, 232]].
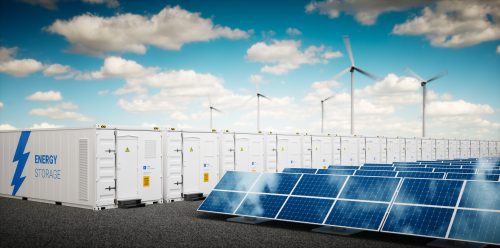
[[199, 158, 500, 245]]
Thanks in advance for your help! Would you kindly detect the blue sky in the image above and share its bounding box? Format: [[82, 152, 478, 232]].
[[0, 0, 499, 139]]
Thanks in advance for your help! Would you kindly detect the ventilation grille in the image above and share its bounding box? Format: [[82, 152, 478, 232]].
[[145, 140, 156, 158], [79, 139, 89, 201]]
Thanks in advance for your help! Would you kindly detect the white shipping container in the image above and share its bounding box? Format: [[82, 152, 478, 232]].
[[311, 135, 333, 169], [387, 138, 402, 164], [0, 127, 162, 210], [460, 140, 471, 158], [341, 136, 364, 165], [497, 142, 500, 156], [488, 141, 496, 157], [422, 139, 435, 160], [365, 137, 384, 164], [302, 135, 312, 168], [219, 132, 235, 174], [264, 133, 277, 172], [470, 140, 480, 158], [435, 139, 448, 160], [448, 140, 459, 159], [235, 133, 265, 172], [405, 138, 418, 162], [479, 141, 489, 158], [416, 138, 422, 161], [163, 130, 183, 202], [277, 134, 302, 171], [333, 136, 341, 165]]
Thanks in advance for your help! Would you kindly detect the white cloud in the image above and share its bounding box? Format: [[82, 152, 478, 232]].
[[0, 101, 3, 109], [29, 102, 93, 122], [46, 6, 249, 55], [30, 122, 64, 129], [305, 0, 427, 25], [26, 90, 63, 101], [323, 51, 343, 59], [0, 124, 17, 130], [249, 74, 263, 83], [497, 45, 500, 54], [97, 90, 110, 96], [393, 0, 500, 47], [82, 0, 119, 8], [0, 47, 43, 77], [286, 27, 302, 36], [246, 40, 335, 75], [43, 64, 71, 76], [427, 100, 494, 116], [19, 0, 58, 10]]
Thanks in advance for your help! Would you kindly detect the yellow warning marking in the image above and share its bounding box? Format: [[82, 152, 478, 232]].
[[251, 169, 256, 172], [189, 147, 193, 152], [203, 172, 209, 182], [143, 176, 150, 187], [125, 147, 130, 152], [322, 166, 326, 169], [240, 147, 244, 151]]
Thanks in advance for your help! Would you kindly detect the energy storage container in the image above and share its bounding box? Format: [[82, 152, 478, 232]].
[[470, 140, 480, 158], [435, 139, 449, 160], [0, 126, 163, 210], [489, 141, 498, 157], [301, 135, 312, 168], [365, 136, 385, 164], [448, 140, 459, 159], [479, 141, 489, 158], [234, 132, 265, 172], [340, 136, 365, 165], [387, 138, 403, 164], [333, 136, 341, 165], [405, 138, 418, 162], [219, 131, 235, 174], [277, 133, 302, 171], [422, 139, 435, 160], [460, 140, 471, 158], [311, 134, 333, 169], [264, 132, 277, 172]]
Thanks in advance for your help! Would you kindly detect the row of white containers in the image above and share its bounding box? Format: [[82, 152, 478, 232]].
[[1, 127, 499, 210]]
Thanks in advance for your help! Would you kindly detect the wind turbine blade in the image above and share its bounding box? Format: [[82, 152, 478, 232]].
[[333, 67, 351, 80], [405, 67, 424, 82], [238, 95, 256, 108], [343, 35, 355, 66], [355, 67, 379, 81], [212, 107, 223, 113], [259, 93, 271, 101], [426, 70, 448, 84], [323, 95, 335, 102]]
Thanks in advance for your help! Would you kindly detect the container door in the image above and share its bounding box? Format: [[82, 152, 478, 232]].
[[312, 136, 331, 169], [289, 136, 301, 168], [488, 141, 496, 157], [302, 136, 312, 168], [333, 137, 341, 165], [341, 137, 358, 165], [182, 137, 201, 195], [219, 133, 235, 174], [380, 138, 387, 164], [448, 140, 458, 159], [435, 140, 447, 160], [96, 130, 116, 207], [358, 137, 366, 165], [386, 138, 400, 164], [460, 141, 470, 158], [365, 138, 380, 164], [416, 139, 422, 161], [398, 138, 406, 162], [480, 141, 489, 158], [497, 142, 500, 156], [405, 139, 417, 162], [312, 138, 322, 168], [116, 136, 139, 200], [422, 139, 432, 160], [277, 136, 289, 172], [470, 141, 480, 158], [249, 135, 264, 172], [264, 134, 277, 172], [164, 132, 182, 201], [235, 136, 250, 171]]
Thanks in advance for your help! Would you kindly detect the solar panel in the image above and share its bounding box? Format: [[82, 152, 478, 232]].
[[396, 171, 445, 179], [354, 170, 397, 177], [235, 193, 287, 218], [434, 168, 476, 173], [198, 191, 246, 214], [446, 173, 500, 181], [448, 209, 500, 245], [291, 174, 347, 198], [215, 171, 260, 191], [459, 181, 500, 210], [363, 163, 393, 167], [359, 166, 395, 171], [391, 164, 426, 168], [250, 173, 301, 194], [316, 169, 355, 175], [395, 179, 463, 207], [426, 165, 462, 169], [477, 169, 500, 174], [282, 168, 317, 174], [382, 205, 454, 238], [324, 200, 389, 231], [339, 176, 400, 202], [394, 167, 434, 172], [277, 196, 334, 224], [328, 165, 360, 170]]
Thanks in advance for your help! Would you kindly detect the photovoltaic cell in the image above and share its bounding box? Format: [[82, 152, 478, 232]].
[[235, 194, 287, 218], [393, 164, 426, 168], [316, 169, 355, 175], [434, 168, 476, 173], [214, 171, 260, 191], [426, 165, 461, 169], [339, 176, 400, 202], [363, 163, 393, 167], [291, 174, 347, 198], [198, 191, 246, 214], [354, 170, 397, 177], [250, 173, 301, 194], [395, 179, 463, 206], [477, 169, 500, 174], [396, 172, 445, 179], [325, 200, 389, 230], [448, 209, 500, 245], [328, 165, 360, 170], [277, 196, 334, 224], [359, 166, 395, 171], [382, 205, 454, 238], [394, 167, 434, 172], [459, 181, 500, 210], [282, 168, 317, 174], [446, 173, 500, 181]]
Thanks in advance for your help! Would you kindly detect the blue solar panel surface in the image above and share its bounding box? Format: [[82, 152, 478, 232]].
[[395, 179, 463, 206], [316, 169, 355, 175], [329, 165, 360, 170], [277, 197, 334, 224], [459, 181, 500, 210], [396, 172, 445, 179], [354, 170, 397, 177], [339, 176, 400, 202], [382, 205, 454, 238], [394, 167, 434, 172], [250, 173, 301, 194], [282, 168, 317, 174], [359, 166, 395, 171], [434, 168, 476, 173], [363, 163, 393, 167], [198, 191, 246, 213], [324, 200, 389, 230], [215, 171, 260, 191], [446, 173, 500, 181], [291, 174, 347, 198], [235, 194, 287, 218], [448, 210, 500, 245]]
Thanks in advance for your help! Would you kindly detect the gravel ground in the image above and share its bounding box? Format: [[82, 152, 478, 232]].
[[0, 197, 434, 247]]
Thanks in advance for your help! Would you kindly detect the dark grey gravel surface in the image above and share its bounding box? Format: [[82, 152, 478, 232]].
[[0, 197, 433, 247]]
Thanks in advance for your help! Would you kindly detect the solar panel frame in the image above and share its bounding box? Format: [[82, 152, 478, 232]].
[[394, 178, 464, 207], [282, 168, 318, 174], [323, 200, 390, 231], [354, 170, 397, 177], [394, 167, 434, 172], [446, 173, 500, 181], [316, 169, 355, 175], [396, 171, 445, 179], [359, 166, 396, 171], [447, 209, 500, 245]]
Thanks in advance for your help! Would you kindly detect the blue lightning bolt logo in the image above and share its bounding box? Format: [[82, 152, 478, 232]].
[[11, 131, 31, 196]]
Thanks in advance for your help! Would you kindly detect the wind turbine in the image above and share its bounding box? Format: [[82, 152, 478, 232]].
[[406, 68, 447, 138], [255, 82, 271, 131], [335, 36, 379, 135], [208, 95, 222, 130], [321, 95, 335, 133]]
